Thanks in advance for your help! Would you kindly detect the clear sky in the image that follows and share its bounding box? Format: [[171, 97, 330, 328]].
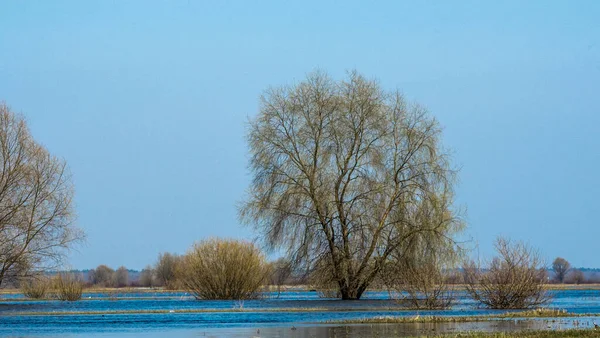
[[1, 1, 599, 270]]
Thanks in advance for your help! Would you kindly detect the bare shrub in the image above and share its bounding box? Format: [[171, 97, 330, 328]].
[[177, 238, 270, 300], [53, 272, 83, 301], [20, 276, 50, 299], [463, 237, 550, 309]]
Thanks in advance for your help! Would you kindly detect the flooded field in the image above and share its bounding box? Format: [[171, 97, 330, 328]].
[[1, 289, 600, 337]]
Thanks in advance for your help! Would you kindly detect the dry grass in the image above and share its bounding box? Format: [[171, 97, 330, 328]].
[[497, 308, 572, 318]]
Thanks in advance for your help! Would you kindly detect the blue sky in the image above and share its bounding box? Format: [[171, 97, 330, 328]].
[[1, 1, 599, 270]]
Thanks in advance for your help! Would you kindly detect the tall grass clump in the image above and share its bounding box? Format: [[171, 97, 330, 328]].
[[53, 272, 83, 301], [178, 238, 271, 300], [20, 276, 50, 299]]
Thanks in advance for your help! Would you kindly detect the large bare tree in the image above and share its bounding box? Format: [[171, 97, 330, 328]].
[[0, 103, 83, 286], [240, 71, 463, 299]]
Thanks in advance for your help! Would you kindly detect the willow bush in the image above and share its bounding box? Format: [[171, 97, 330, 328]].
[[53, 272, 83, 301], [178, 238, 270, 300], [20, 276, 50, 299]]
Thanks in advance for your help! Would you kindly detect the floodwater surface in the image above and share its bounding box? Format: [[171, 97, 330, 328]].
[[1, 290, 600, 337]]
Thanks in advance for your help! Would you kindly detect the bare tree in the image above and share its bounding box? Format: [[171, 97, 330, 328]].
[[240, 71, 463, 299], [552, 257, 570, 283], [154, 252, 180, 289], [89, 264, 114, 287], [0, 103, 83, 286], [139, 266, 154, 288], [113, 266, 129, 288], [463, 237, 550, 309]]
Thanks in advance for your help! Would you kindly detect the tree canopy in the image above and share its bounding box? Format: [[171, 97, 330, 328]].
[[0, 103, 83, 286], [240, 71, 463, 299]]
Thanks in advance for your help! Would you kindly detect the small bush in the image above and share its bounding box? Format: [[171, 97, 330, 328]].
[[177, 238, 270, 300], [463, 237, 550, 309], [20, 276, 50, 299], [53, 273, 83, 301]]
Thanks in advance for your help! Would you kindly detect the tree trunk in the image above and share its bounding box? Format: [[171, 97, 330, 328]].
[[339, 280, 365, 300]]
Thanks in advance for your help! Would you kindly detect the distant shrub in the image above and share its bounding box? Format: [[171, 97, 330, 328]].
[[565, 269, 586, 285], [154, 252, 181, 289], [139, 266, 155, 288], [20, 276, 50, 299], [53, 272, 83, 301], [178, 238, 270, 300], [463, 237, 550, 309], [113, 266, 129, 288]]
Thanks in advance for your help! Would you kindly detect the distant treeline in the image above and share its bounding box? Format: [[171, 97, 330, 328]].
[[32, 264, 600, 289]]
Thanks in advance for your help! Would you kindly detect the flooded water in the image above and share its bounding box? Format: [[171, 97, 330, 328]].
[[1, 289, 600, 337]]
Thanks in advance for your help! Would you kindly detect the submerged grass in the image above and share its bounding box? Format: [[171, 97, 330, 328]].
[[497, 308, 573, 318], [420, 330, 600, 338], [9, 307, 600, 319], [4, 306, 401, 316], [326, 308, 600, 324]]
